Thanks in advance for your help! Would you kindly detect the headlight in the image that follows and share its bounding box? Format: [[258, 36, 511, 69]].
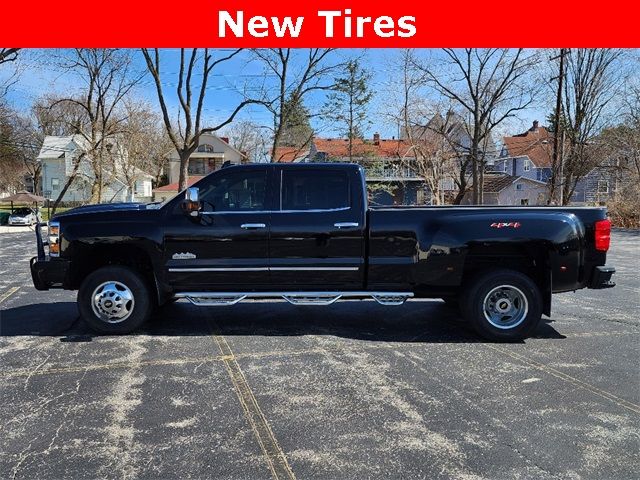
[[48, 221, 60, 257]]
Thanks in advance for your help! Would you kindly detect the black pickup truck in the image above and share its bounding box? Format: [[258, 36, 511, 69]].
[[30, 163, 615, 340]]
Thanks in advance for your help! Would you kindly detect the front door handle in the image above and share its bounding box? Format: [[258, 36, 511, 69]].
[[334, 222, 359, 229], [241, 223, 266, 229]]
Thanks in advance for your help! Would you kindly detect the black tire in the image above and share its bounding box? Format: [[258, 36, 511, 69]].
[[462, 269, 542, 341], [77, 266, 152, 334]]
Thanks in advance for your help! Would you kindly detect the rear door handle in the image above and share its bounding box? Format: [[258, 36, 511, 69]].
[[241, 223, 266, 229], [334, 222, 359, 229]]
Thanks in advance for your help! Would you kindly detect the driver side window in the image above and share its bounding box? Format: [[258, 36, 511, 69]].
[[199, 170, 267, 212]]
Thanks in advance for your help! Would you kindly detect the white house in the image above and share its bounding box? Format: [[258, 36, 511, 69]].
[[166, 133, 246, 185], [38, 135, 153, 204], [462, 173, 549, 206]]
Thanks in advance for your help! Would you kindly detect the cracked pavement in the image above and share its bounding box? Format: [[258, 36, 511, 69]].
[[0, 229, 638, 479]]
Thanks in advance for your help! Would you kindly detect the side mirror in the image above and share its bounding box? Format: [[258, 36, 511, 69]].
[[181, 187, 201, 217]]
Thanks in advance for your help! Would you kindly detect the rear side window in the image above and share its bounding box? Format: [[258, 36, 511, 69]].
[[281, 169, 350, 211]]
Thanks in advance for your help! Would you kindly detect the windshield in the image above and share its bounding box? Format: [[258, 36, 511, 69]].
[[13, 208, 33, 215]]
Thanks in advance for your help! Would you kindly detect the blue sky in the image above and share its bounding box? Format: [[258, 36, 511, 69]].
[[1, 48, 546, 139]]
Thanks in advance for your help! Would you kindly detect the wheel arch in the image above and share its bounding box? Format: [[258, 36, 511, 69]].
[[461, 241, 552, 317], [67, 244, 163, 305]]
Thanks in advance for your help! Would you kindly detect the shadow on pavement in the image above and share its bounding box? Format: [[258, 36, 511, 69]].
[[0, 302, 79, 336], [0, 300, 566, 343]]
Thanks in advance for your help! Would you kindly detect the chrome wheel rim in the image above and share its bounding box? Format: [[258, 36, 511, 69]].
[[91, 281, 135, 323], [483, 285, 528, 330]]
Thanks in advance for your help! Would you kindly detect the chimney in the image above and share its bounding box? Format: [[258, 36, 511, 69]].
[[373, 132, 380, 145], [532, 120, 539, 131]]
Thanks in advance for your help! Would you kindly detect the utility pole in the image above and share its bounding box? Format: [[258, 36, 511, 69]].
[[551, 48, 567, 205]]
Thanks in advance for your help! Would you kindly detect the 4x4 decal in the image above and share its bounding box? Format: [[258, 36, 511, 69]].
[[490, 222, 521, 229]]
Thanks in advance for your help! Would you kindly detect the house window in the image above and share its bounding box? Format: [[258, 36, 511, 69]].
[[523, 159, 531, 172], [597, 180, 609, 193], [516, 183, 524, 191], [188, 159, 206, 175], [520, 199, 529, 205], [197, 144, 214, 153], [51, 178, 60, 190]]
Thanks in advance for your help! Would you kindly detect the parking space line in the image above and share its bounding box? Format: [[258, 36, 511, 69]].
[[0, 286, 19, 305], [486, 344, 640, 414], [209, 323, 296, 480]]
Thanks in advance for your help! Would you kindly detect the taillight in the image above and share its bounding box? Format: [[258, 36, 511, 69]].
[[594, 219, 611, 252]]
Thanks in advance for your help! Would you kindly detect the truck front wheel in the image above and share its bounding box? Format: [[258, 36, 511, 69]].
[[463, 269, 542, 341], [78, 266, 152, 334]]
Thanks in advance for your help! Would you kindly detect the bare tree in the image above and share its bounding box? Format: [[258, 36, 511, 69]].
[[0, 97, 49, 195], [0, 48, 22, 96], [0, 101, 25, 192], [559, 49, 624, 204], [599, 86, 640, 227], [408, 114, 467, 205], [0, 49, 19, 65], [119, 100, 173, 197], [51, 49, 142, 210], [384, 50, 469, 204], [32, 94, 84, 138], [417, 49, 539, 204], [142, 48, 258, 191], [251, 49, 341, 161], [628, 83, 640, 125], [222, 120, 269, 162], [16, 94, 89, 197], [11, 114, 43, 194]]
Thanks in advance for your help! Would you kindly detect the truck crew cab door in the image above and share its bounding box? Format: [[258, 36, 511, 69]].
[[269, 165, 366, 289], [164, 165, 273, 290]]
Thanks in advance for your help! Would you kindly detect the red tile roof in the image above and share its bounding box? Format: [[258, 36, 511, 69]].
[[503, 124, 554, 168], [153, 176, 204, 192], [274, 146, 309, 163], [313, 138, 415, 159]]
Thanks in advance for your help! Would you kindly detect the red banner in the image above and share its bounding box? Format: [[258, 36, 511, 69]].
[[1, 0, 638, 47]]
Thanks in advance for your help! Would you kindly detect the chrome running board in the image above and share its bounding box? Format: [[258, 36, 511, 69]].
[[174, 291, 413, 307]]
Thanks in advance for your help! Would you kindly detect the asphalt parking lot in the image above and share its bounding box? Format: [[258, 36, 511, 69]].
[[0, 229, 638, 479]]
